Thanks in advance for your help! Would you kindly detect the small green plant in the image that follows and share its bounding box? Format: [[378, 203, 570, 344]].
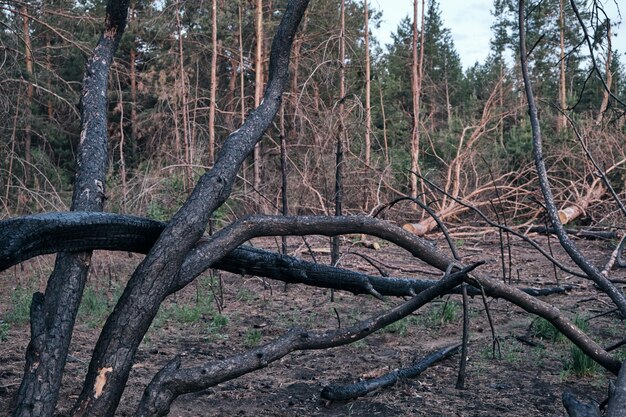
[[427, 299, 459, 327], [171, 304, 203, 323], [531, 318, 565, 343], [244, 329, 262, 348], [382, 318, 409, 336], [502, 340, 525, 364], [236, 288, 256, 302], [170, 296, 214, 324], [0, 321, 9, 341], [567, 344, 598, 377], [79, 287, 111, 327], [6, 286, 33, 324], [147, 200, 169, 222], [565, 316, 598, 377], [207, 313, 229, 337]]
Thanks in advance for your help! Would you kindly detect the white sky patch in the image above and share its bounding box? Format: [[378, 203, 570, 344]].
[[372, 0, 626, 70]]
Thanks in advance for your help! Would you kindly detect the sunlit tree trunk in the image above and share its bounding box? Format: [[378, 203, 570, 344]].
[[596, 19, 612, 125], [410, 0, 425, 199], [364, 0, 371, 166], [239, 0, 248, 195], [22, 5, 33, 184], [557, 0, 567, 132], [254, 0, 264, 195], [175, 0, 192, 189], [116, 72, 127, 211], [129, 2, 138, 160], [208, 0, 218, 165]]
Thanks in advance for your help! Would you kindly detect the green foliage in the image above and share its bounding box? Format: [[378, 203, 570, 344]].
[[6, 287, 33, 325], [531, 318, 565, 343], [168, 296, 215, 325], [427, 299, 459, 327], [244, 329, 263, 348], [0, 321, 9, 342], [79, 287, 113, 328], [146, 175, 187, 222], [382, 317, 409, 336], [567, 343, 598, 377], [564, 316, 598, 377]]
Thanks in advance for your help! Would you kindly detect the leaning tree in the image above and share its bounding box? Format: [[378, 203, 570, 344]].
[[2, 0, 626, 416]]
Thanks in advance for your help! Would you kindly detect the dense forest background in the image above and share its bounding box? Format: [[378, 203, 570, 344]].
[[1, 0, 625, 226]]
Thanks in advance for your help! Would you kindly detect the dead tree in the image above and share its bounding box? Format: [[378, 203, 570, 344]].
[[14, 2, 130, 415], [519, 0, 626, 318], [3, 1, 625, 416]]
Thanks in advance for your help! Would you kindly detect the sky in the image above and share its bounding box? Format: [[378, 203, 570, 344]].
[[371, 0, 626, 70]]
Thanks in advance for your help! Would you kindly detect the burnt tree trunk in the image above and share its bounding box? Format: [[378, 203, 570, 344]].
[[69, 2, 308, 415], [13, 1, 130, 416]]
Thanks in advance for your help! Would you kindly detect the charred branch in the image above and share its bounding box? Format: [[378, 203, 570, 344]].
[[0, 212, 570, 299], [321, 344, 461, 401], [527, 226, 619, 240], [135, 265, 473, 416], [518, 0, 626, 317], [562, 389, 601, 417], [69, 2, 310, 415], [607, 360, 626, 417], [13, 1, 130, 416]]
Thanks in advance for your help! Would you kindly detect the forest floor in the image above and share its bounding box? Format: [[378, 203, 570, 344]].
[[1, 233, 625, 416]]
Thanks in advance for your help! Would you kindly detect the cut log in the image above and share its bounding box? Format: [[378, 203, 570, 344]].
[[403, 218, 437, 236], [557, 182, 605, 225]]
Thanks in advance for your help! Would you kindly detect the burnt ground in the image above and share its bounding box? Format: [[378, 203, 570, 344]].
[[1, 233, 625, 416]]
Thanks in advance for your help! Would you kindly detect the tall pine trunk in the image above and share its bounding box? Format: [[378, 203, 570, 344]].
[[410, 0, 425, 199], [596, 19, 612, 125], [253, 0, 264, 197], [22, 5, 33, 185], [557, 0, 567, 132], [208, 0, 218, 165]]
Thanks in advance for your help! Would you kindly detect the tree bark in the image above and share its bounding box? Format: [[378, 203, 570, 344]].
[[0, 211, 571, 300], [135, 268, 470, 416], [208, 0, 218, 165], [21, 5, 33, 184], [330, 0, 346, 288], [595, 19, 612, 125], [13, 1, 130, 416], [607, 360, 626, 417], [69, 2, 308, 415], [175, 0, 192, 190], [364, 0, 371, 167], [253, 0, 264, 195], [409, 0, 425, 199], [557, 0, 567, 132], [518, 0, 626, 318]]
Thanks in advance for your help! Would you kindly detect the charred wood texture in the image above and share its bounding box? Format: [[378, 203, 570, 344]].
[[0, 212, 569, 299], [0, 212, 163, 271], [134, 267, 473, 416], [321, 344, 460, 401], [13, 1, 130, 416], [518, 0, 626, 317], [562, 389, 601, 417], [69, 2, 309, 416], [527, 225, 619, 241], [607, 360, 626, 417]]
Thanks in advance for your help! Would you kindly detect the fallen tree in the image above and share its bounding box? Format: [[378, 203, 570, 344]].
[[2, 0, 625, 416]]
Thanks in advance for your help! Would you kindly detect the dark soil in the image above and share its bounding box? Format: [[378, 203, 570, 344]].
[[1, 233, 624, 416]]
